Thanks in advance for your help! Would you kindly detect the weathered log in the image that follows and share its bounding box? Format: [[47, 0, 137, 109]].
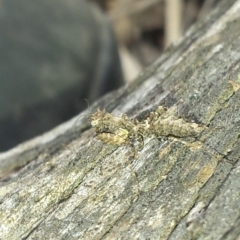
[[1, 0, 240, 239]]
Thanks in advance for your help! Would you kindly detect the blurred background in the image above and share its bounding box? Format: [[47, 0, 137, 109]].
[[91, 0, 221, 82], [0, 0, 220, 151]]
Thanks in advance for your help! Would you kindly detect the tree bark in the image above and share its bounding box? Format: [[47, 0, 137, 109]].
[[1, 0, 240, 239]]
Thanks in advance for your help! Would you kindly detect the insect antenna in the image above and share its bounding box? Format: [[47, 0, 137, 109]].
[[72, 99, 91, 127]]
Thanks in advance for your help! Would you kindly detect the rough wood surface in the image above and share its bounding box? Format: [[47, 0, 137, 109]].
[[1, 0, 240, 239]]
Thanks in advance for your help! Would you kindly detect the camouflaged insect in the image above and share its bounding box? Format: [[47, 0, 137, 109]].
[[90, 106, 205, 146]]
